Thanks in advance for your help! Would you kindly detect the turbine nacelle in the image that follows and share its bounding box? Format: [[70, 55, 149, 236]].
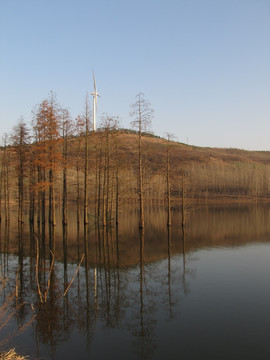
[[91, 71, 100, 131]]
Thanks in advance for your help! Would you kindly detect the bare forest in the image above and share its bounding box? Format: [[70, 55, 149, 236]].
[[1, 93, 270, 228]]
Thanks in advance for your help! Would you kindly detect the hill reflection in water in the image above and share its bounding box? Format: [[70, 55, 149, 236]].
[[0, 203, 270, 360]]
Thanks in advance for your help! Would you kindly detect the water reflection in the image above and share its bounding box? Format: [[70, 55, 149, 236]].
[[0, 203, 270, 359], [167, 226, 172, 319]]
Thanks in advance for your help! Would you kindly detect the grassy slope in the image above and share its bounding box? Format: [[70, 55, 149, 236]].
[[2, 130, 270, 202]]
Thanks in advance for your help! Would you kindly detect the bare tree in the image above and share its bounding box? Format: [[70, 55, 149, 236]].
[[0, 153, 2, 222], [164, 133, 175, 227], [32, 92, 62, 226], [1, 134, 10, 222], [99, 114, 119, 227], [83, 96, 91, 225], [11, 118, 30, 223], [74, 115, 84, 223], [60, 108, 73, 225], [130, 93, 153, 228], [180, 165, 192, 228]]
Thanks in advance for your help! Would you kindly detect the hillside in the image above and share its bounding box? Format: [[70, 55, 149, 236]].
[[1, 130, 270, 210]]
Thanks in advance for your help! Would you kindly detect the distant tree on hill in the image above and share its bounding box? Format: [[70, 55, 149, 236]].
[[130, 93, 154, 229], [11, 118, 30, 223]]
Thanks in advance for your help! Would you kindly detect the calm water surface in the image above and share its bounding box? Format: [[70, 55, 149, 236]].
[[0, 204, 270, 360]]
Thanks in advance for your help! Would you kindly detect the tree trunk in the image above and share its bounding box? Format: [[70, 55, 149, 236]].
[[102, 153, 107, 227], [84, 121, 89, 225], [115, 144, 119, 226], [181, 173, 186, 228], [138, 122, 144, 229], [0, 163, 2, 223], [166, 142, 171, 227], [76, 159, 80, 224], [62, 136, 68, 225]]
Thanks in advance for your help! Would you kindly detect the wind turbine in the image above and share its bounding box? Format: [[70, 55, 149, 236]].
[[91, 72, 100, 131]]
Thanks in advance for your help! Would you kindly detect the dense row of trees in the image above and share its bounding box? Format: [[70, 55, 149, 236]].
[[0, 92, 160, 229], [1, 91, 270, 229]]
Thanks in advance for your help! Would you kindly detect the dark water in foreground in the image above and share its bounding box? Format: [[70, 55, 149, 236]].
[[0, 204, 270, 360]]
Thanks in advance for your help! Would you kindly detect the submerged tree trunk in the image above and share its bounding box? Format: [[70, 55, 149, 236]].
[[102, 152, 107, 227], [115, 142, 119, 226], [29, 160, 35, 224], [62, 163, 67, 225], [49, 168, 56, 226], [181, 171, 186, 228], [166, 137, 171, 227], [75, 115, 84, 224], [61, 108, 72, 225], [3, 137, 10, 223], [138, 124, 144, 229], [76, 159, 80, 224], [95, 144, 98, 226], [84, 100, 90, 225], [11, 120, 30, 224], [62, 129, 68, 225], [97, 149, 102, 223], [0, 162, 2, 222], [130, 93, 153, 229], [106, 131, 111, 225]]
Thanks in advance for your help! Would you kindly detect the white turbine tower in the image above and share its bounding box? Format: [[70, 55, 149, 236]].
[[91, 72, 100, 131]]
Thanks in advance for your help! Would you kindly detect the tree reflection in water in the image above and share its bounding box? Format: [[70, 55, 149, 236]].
[[1, 203, 270, 359]]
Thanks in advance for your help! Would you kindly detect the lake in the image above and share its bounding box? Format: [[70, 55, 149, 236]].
[[0, 203, 270, 360]]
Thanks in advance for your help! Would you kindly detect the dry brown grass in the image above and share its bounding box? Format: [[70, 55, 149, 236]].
[[0, 270, 34, 359], [2, 130, 270, 205], [0, 349, 28, 360]]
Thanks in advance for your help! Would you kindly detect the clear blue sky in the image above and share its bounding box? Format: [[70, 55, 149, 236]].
[[0, 0, 269, 150]]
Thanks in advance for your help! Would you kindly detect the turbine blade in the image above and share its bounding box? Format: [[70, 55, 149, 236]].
[[93, 71, 97, 93]]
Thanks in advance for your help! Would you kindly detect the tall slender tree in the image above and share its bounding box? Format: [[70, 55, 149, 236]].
[[60, 108, 73, 225], [0, 157, 2, 222], [130, 93, 153, 228], [11, 118, 30, 223], [113, 127, 121, 226], [32, 92, 62, 226], [180, 166, 191, 228], [2, 134, 10, 222], [74, 115, 84, 223], [83, 96, 91, 225], [29, 143, 36, 224], [165, 133, 174, 227], [100, 115, 119, 227]]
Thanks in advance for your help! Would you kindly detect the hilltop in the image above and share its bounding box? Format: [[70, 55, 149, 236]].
[[1, 129, 270, 210]]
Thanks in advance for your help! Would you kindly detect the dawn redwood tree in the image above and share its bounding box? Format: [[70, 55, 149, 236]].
[[11, 118, 30, 223], [74, 115, 85, 223], [165, 133, 175, 227], [180, 165, 191, 228], [83, 96, 91, 225], [1, 134, 10, 222], [96, 131, 103, 224], [60, 108, 73, 225], [0, 155, 2, 222], [32, 92, 62, 226], [99, 115, 119, 227], [112, 124, 121, 226], [28, 141, 36, 224], [130, 93, 153, 228]]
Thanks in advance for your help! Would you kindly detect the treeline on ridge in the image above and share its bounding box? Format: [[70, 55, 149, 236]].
[[1, 92, 270, 226]]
